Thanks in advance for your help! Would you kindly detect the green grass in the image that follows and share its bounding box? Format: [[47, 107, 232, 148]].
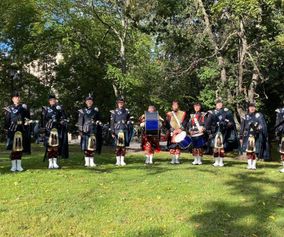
[[0, 144, 283, 237]]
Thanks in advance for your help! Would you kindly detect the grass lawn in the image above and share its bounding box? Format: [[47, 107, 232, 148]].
[[0, 144, 283, 237]]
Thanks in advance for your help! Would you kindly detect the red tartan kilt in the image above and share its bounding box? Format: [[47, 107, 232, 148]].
[[141, 134, 160, 153]]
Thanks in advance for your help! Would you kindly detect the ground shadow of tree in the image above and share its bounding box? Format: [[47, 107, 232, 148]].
[[190, 172, 284, 237]]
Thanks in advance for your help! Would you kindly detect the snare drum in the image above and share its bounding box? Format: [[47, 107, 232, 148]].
[[174, 131, 192, 149]]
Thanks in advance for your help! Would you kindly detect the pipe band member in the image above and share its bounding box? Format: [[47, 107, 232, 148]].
[[188, 102, 206, 165], [240, 102, 269, 170], [41, 94, 69, 169], [139, 105, 164, 164], [110, 96, 132, 166], [4, 91, 30, 172], [208, 99, 238, 167], [77, 94, 102, 167], [166, 100, 187, 164], [275, 104, 284, 172]]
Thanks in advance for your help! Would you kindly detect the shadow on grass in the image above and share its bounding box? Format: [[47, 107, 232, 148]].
[[190, 173, 284, 237]]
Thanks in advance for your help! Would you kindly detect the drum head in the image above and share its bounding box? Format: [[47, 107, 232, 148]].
[[174, 131, 186, 143]]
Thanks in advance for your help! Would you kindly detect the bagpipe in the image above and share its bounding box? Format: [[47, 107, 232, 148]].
[[213, 121, 227, 150], [10, 118, 39, 152], [245, 121, 259, 153], [116, 117, 134, 147]]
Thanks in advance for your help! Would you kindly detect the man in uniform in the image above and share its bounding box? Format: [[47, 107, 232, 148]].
[[188, 102, 206, 165], [77, 94, 102, 167], [275, 105, 284, 172], [166, 100, 187, 164], [208, 99, 238, 167], [4, 91, 30, 172], [139, 105, 164, 164], [110, 97, 131, 166], [41, 95, 69, 169], [240, 102, 269, 170]]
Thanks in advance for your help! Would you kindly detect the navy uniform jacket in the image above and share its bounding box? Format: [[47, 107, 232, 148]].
[[110, 108, 131, 146], [208, 108, 238, 151], [77, 107, 102, 153], [4, 104, 31, 152], [41, 104, 69, 158], [240, 112, 269, 160]]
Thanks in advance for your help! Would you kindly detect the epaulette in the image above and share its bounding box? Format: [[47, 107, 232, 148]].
[[22, 104, 27, 109], [207, 110, 213, 114], [275, 109, 280, 113], [94, 107, 99, 111], [110, 110, 115, 114], [78, 109, 84, 114], [42, 106, 47, 110], [56, 105, 62, 110], [125, 108, 129, 112], [224, 108, 229, 112], [255, 112, 261, 118]]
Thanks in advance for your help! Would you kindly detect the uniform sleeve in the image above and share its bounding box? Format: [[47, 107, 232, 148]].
[[275, 111, 282, 133], [4, 108, 11, 130], [110, 111, 115, 133], [24, 105, 30, 120], [258, 113, 268, 135], [96, 110, 101, 122], [40, 107, 46, 128], [127, 109, 131, 122], [60, 106, 67, 121], [226, 110, 235, 125], [204, 112, 213, 134], [239, 117, 245, 139], [77, 110, 84, 132]]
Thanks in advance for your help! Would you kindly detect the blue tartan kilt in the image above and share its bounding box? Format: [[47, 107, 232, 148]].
[[81, 134, 90, 151], [191, 135, 206, 148]]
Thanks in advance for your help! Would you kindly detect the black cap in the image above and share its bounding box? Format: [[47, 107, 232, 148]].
[[193, 101, 202, 106], [11, 91, 20, 98], [116, 96, 125, 102], [248, 102, 256, 107], [85, 93, 93, 101], [215, 98, 223, 104], [48, 94, 56, 100]]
